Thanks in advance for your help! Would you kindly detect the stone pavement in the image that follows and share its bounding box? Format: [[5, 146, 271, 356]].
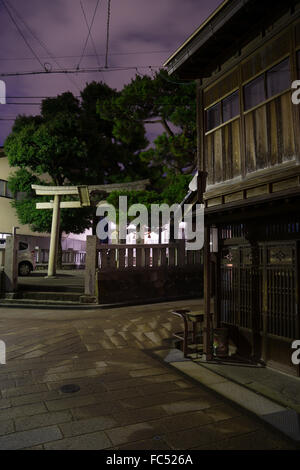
[[194, 358, 300, 413], [0, 299, 296, 450], [154, 349, 300, 443], [18, 270, 84, 293]]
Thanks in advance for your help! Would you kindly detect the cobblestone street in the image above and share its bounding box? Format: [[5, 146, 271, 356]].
[[0, 299, 296, 450]]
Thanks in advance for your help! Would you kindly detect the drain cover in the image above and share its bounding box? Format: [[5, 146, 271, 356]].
[[60, 384, 80, 394]]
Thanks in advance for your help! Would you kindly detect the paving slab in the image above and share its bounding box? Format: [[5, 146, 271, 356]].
[[0, 299, 297, 450], [106, 421, 159, 447], [0, 420, 14, 437], [0, 425, 62, 450], [15, 410, 73, 432], [59, 415, 118, 437], [154, 348, 300, 443], [43, 431, 112, 450]]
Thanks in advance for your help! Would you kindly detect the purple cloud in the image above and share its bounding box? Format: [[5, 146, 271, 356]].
[[0, 0, 222, 144]]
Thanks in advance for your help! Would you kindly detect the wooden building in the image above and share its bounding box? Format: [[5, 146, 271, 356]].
[[164, 0, 300, 376]]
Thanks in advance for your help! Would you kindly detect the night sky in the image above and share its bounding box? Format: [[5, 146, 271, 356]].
[[0, 0, 222, 145]]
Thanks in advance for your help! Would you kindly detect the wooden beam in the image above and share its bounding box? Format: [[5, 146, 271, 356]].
[[36, 201, 82, 209], [88, 179, 150, 193], [203, 226, 213, 360], [78, 185, 90, 207], [32, 180, 149, 197], [32, 185, 80, 196]]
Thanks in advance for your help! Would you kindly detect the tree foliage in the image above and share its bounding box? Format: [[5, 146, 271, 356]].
[[97, 69, 197, 178], [99, 69, 196, 212], [4, 71, 196, 240], [4, 82, 149, 236]]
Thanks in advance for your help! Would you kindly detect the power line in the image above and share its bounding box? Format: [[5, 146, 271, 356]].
[[77, 0, 101, 70], [0, 50, 172, 61], [105, 0, 111, 68], [1, 0, 45, 71], [80, 0, 101, 67], [5, 96, 66, 98], [1, 98, 193, 105], [0, 65, 162, 78], [0, 116, 20, 118], [3, 102, 41, 105], [80, 0, 105, 83], [4, 0, 81, 92]]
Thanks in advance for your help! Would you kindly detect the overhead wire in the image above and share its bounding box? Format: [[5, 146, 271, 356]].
[[80, 0, 105, 82], [2, 102, 41, 105], [0, 65, 162, 78], [80, 0, 101, 67], [0, 0, 45, 71], [4, 0, 81, 92], [0, 50, 173, 61], [77, 0, 101, 70]]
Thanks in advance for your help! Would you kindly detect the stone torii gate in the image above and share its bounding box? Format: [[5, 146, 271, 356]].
[[32, 180, 149, 278]]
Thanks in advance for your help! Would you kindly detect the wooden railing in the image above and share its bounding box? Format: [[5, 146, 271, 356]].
[[84, 236, 203, 299], [62, 251, 86, 266], [97, 241, 202, 270], [36, 249, 86, 266]]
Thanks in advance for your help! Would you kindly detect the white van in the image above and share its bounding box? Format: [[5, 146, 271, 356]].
[[17, 241, 36, 276], [0, 235, 36, 276]]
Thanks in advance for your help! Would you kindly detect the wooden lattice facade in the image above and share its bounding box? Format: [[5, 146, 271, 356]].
[[165, 0, 300, 375]]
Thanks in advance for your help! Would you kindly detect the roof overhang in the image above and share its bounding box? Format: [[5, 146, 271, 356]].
[[164, 0, 297, 79]]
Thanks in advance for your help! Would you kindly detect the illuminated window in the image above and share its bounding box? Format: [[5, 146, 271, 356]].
[[0, 234, 9, 247]]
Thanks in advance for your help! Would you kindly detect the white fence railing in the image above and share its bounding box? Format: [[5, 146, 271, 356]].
[[36, 249, 86, 266], [97, 242, 202, 270]]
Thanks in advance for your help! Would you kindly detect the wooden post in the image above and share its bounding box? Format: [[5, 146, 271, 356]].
[[177, 239, 186, 266], [246, 224, 262, 362], [196, 79, 204, 172], [47, 194, 61, 278], [296, 241, 300, 377], [290, 24, 300, 162], [261, 245, 268, 364], [84, 235, 98, 298], [4, 233, 18, 293], [203, 225, 213, 360], [251, 240, 261, 361]]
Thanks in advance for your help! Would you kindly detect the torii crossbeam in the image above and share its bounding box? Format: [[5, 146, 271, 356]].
[[32, 180, 149, 277]]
